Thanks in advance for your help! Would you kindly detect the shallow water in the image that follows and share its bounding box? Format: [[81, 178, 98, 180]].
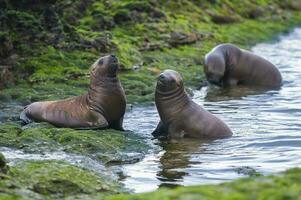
[[121, 28, 301, 192], [1, 28, 301, 194]]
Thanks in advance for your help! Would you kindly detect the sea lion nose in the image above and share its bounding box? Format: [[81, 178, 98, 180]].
[[159, 74, 166, 80], [110, 54, 118, 62]]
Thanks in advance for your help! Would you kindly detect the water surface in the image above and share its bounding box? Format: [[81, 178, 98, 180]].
[[121, 28, 301, 192], [1, 28, 301, 194]]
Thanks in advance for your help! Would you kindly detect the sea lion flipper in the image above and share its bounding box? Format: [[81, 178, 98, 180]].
[[152, 121, 168, 137], [109, 117, 125, 131], [19, 109, 32, 126]]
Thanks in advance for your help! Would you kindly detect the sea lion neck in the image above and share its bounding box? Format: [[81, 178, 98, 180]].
[[87, 75, 123, 115], [155, 84, 190, 119]]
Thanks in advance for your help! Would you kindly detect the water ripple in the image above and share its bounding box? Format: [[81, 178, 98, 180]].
[[122, 28, 301, 192]]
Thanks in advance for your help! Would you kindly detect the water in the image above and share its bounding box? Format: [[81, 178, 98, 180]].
[[1, 28, 301, 194], [121, 28, 301, 192]]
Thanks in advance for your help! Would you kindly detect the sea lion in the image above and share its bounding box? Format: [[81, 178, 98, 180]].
[[204, 43, 282, 87], [20, 55, 126, 130], [152, 70, 232, 139]]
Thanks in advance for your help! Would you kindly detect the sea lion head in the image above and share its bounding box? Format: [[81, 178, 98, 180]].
[[156, 69, 183, 92], [204, 53, 226, 86], [90, 55, 119, 78]]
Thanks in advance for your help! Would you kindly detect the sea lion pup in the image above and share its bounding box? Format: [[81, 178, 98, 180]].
[[204, 43, 282, 87], [152, 70, 232, 139], [20, 55, 126, 130]]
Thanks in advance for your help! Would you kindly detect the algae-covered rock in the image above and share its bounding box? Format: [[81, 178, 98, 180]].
[[0, 122, 149, 164], [282, 0, 301, 11], [0, 160, 123, 199], [1, 0, 301, 103], [108, 168, 301, 200], [0, 152, 9, 174]]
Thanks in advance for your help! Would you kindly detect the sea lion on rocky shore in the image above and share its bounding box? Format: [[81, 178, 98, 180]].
[[20, 55, 126, 130], [152, 70, 232, 139], [204, 43, 282, 87]]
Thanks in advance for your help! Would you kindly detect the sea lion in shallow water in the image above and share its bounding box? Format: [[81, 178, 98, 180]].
[[152, 70, 232, 139], [20, 55, 126, 130], [204, 43, 282, 87]]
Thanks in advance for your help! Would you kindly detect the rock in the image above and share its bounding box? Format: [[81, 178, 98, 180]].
[[282, 0, 301, 10], [210, 14, 239, 24], [147, 67, 161, 75], [151, 9, 166, 19], [139, 42, 165, 51], [169, 32, 199, 47], [234, 166, 262, 177], [0, 32, 14, 58], [113, 9, 132, 24], [0, 153, 9, 174], [0, 65, 15, 88], [90, 36, 113, 53], [113, 2, 165, 25], [247, 7, 264, 19]]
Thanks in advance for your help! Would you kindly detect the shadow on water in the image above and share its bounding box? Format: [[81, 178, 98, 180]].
[[204, 84, 280, 102], [157, 139, 212, 189]]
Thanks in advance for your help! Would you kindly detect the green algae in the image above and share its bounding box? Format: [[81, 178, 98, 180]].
[[0, 159, 122, 200], [0, 122, 149, 164], [108, 168, 301, 200], [1, 1, 301, 103], [1, 1, 301, 199]]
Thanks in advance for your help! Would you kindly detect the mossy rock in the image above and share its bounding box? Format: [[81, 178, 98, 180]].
[[0, 160, 122, 199], [2, 0, 301, 103], [0, 122, 150, 164], [0, 152, 9, 174], [108, 168, 301, 200]]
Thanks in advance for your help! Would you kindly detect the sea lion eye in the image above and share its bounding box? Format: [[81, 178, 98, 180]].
[[98, 59, 104, 65]]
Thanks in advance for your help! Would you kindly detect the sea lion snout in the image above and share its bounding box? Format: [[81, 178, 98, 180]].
[[206, 73, 223, 86], [158, 73, 168, 83], [107, 55, 119, 75], [92, 55, 120, 77], [109, 54, 118, 63]]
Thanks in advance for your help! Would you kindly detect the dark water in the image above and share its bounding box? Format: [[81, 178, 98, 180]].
[[1, 28, 301, 193], [121, 28, 301, 192]]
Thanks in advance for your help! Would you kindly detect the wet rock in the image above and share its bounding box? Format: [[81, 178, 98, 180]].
[[113, 2, 165, 24], [169, 32, 199, 47], [282, 0, 301, 10], [151, 9, 166, 19], [0, 160, 122, 199], [210, 14, 239, 24], [90, 36, 113, 53], [109, 168, 301, 200], [247, 7, 264, 19], [0, 122, 150, 164], [91, 14, 115, 31], [0, 32, 14, 58], [139, 42, 165, 51], [123, 2, 154, 12], [113, 9, 132, 24], [0, 153, 9, 174], [197, 80, 208, 90], [32, 179, 84, 196], [0, 66, 15, 88], [234, 166, 262, 177]]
